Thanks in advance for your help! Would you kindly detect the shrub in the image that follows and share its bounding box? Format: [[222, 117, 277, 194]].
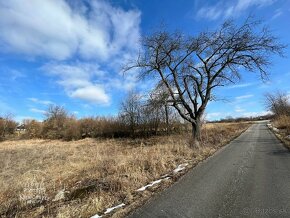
[[0, 115, 17, 140], [23, 119, 42, 138], [63, 118, 81, 141], [42, 105, 68, 139]]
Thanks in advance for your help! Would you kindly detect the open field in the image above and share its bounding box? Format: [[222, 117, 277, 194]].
[[0, 122, 250, 218]]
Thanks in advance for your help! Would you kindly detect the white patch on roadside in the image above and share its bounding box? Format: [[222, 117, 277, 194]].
[[137, 177, 170, 192], [173, 163, 188, 174], [91, 214, 102, 218], [104, 203, 125, 214]]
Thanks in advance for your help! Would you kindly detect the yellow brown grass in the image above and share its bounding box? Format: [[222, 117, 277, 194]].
[[272, 115, 290, 148], [0, 122, 250, 218]]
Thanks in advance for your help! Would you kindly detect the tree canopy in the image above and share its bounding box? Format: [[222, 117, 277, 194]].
[[126, 18, 285, 144]]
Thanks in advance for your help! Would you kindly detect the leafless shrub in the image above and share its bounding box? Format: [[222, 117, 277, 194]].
[[264, 91, 290, 116], [23, 119, 43, 138], [63, 117, 81, 141], [42, 105, 68, 139], [0, 113, 17, 140]]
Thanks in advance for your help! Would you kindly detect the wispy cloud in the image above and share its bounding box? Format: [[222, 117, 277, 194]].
[[234, 106, 245, 113], [28, 97, 53, 105], [235, 94, 254, 100], [42, 62, 112, 105], [271, 8, 283, 20], [9, 69, 26, 80], [0, 0, 141, 61], [226, 83, 254, 89], [42, 60, 140, 105], [0, 0, 141, 105], [206, 112, 222, 120], [197, 0, 276, 20], [239, 110, 271, 117], [29, 108, 46, 114], [14, 115, 40, 122]]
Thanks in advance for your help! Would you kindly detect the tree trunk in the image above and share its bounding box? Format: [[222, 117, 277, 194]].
[[164, 104, 169, 135], [191, 121, 201, 147]]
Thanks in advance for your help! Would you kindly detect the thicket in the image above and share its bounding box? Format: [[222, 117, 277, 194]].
[[265, 91, 290, 135], [0, 114, 17, 140], [20, 92, 185, 140]]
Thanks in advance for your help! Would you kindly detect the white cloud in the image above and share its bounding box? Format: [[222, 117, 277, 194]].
[[70, 85, 109, 105], [29, 108, 46, 114], [42, 62, 110, 105], [28, 98, 53, 105], [226, 83, 254, 89], [234, 106, 245, 113], [15, 116, 41, 123], [0, 0, 141, 61], [206, 112, 222, 120], [0, 0, 142, 105], [240, 110, 271, 117], [271, 9, 283, 20], [235, 94, 254, 100], [197, 0, 276, 20]]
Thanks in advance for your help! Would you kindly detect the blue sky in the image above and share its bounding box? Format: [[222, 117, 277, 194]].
[[0, 0, 289, 122]]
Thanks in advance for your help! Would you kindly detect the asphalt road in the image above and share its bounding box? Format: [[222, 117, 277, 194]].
[[128, 122, 290, 218]]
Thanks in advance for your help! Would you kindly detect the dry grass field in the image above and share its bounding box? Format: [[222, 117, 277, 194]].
[[270, 115, 290, 148], [0, 122, 250, 218]]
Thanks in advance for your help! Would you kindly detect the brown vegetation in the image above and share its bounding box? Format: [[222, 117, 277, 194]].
[[16, 99, 185, 141], [271, 115, 290, 148], [0, 114, 17, 141], [0, 122, 250, 218], [265, 91, 290, 148]]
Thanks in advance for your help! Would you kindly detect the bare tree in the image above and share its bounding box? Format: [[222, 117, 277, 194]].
[[42, 105, 68, 139], [264, 91, 290, 116], [126, 18, 285, 145], [45, 105, 67, 121], [0, 113, 17, 139], [119, 91, 142, 135], [147, 86, 172, 134]]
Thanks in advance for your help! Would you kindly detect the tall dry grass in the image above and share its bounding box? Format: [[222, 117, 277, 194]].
[[0, 122, 250, 218], [273, 115, 290, 134], [272, 115, 290, 149]]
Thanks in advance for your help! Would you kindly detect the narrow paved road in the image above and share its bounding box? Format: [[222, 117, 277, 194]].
[[128, 122, 290, 217]]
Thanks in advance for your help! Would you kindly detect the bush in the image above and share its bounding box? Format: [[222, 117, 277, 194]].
[[63, 118, 81, 141], [0, 115, 17, 140], [23, 119, 42, 138], [79, 118, 98, 138], [42, 105, 68, 139]]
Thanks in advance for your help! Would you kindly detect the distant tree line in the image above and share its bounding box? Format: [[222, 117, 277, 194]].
[[210, 114, 274, 123]]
